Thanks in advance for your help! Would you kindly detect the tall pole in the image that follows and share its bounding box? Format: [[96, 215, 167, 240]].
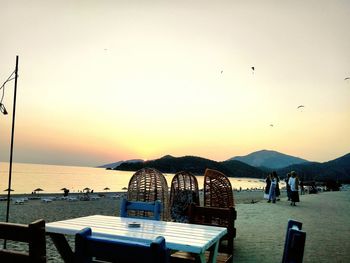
[[5, 55, 19, 223]]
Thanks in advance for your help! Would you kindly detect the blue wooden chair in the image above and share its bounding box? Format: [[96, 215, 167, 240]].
[[75, 227, 169, 263], [282, 219, 306, 263], [120, 198, 162, 220]]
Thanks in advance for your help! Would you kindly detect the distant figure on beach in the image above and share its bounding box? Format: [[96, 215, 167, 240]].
[[268, 173, 277, 203], [285, 173, 292, 201], [264, 174, 271, 199], [288, 171, 300, 206], [273, 171, 281, 201], [300, 179, 305, 195]]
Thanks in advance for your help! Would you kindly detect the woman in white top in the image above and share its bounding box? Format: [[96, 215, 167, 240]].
[[288, 171, 300, 206]]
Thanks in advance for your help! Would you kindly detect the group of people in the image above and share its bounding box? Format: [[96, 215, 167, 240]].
[[264, 171, 280, 203], [264, 170, 300, 206]]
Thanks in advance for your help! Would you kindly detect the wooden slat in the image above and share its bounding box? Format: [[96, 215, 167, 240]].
[[0, 222, 30, 242]]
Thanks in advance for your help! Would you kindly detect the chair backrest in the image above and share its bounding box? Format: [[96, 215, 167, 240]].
[[75, 227, 169, 263], [120, 199, 162, 220], [204, 168, 234, 208], [169, 171, 200, 222], [282, 219, 306, 263], [127, 167, 169, 220], [0, 219, 46, 263]]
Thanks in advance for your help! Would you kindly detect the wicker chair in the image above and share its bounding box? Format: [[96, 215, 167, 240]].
[[169, 171, 200, 222], [204, 168, 234, 208], [127, 168, 169, 220]]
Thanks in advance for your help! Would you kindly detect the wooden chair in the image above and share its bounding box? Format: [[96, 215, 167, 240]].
[[169, 171, 200, 222], [0, 219, 46, 263], [171, 204, 236, 263], [120, 198, 162, 220], [204, 168, 234, 208], [127, 167, 169, 220], [75, 227, 169, 263], [282, 220, 306, 263]]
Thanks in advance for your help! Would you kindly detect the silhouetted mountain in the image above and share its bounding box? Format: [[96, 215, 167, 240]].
[[277, 153, 350, 182], [115, 155, 265, 178], [97, 159, 144, 169], [103, 152, 350, 183], [229, 150, 308, 169]]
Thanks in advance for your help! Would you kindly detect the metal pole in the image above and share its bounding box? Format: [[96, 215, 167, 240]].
[[5, 55, 19, 223]]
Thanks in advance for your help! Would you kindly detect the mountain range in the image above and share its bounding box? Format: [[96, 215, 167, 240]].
[[229, 149, 308, 169], [99, 150, 350, 182], [97, 159, 144, 169]]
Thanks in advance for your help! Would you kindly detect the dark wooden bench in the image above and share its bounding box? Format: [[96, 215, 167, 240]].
[[171, 204, 237, 263], [0, 219, 46, 262]]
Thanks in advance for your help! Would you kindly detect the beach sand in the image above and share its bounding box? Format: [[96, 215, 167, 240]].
[[0, 190, 349, 262]]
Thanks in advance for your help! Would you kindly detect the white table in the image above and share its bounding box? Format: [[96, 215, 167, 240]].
[[46, 215, 227, 263]]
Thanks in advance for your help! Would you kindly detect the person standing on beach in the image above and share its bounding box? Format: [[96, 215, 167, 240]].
[[268, 173, 277, 203], [285, 173, 292, 201], [273, 171, 281, 201], [264, 174, 271, 199], [288, 171, 300, 206]]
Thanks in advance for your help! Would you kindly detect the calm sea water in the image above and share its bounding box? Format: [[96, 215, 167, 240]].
[[0, 162, 266, 194]]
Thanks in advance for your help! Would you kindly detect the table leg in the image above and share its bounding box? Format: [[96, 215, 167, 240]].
[[207, 240, 219, 263], [48, 233, 75, 263]]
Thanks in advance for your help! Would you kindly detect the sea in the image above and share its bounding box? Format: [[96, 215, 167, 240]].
[[0, 162, 267, 194]]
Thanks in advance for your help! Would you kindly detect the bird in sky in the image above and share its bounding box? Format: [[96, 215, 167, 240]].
[[269, 124, 274, 127], [221, 70, 223, 74], [345, 77, 350, 80], [297, 105, 305, 109], [251, 66, 255, 75]]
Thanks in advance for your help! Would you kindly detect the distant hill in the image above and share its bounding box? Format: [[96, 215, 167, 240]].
[[277, 153, 350, 182], [229, 150, 309, 169], [97, 159, 144, 169], [115, 155, 265, 178]]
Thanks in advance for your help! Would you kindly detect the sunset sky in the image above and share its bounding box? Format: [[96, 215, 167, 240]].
[[0, 0, 349, 167]]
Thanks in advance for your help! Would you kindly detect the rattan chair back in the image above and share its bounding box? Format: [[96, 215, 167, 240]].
[[127, 168, 169, 220], [169, 171, 200, 222], [204, 168, 234, 208]]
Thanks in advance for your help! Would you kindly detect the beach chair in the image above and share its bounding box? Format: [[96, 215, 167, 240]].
[[282, 220, 306, 263], [171, 204, 236, 263], [127, 168, 169, 220], [13, 198, 25, 205], [75, 227, 169, 263], [204, 168, 234, 208], [0, 219, 46, 262], [169, 171, 200, 222], [120, 199, 162, 220]]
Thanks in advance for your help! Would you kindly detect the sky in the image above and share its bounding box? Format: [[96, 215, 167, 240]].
[[0, 0, 349, 167]]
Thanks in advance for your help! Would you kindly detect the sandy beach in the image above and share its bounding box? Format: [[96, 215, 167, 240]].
[[1, 189, 349, 262]]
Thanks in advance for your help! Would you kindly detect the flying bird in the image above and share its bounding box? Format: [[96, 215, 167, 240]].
[[345, 77, 350, 80], [251, 66, 255, 74], [297, 105, 304, 109], [221, 70, 223, 74], [270, 124, 274, 127]]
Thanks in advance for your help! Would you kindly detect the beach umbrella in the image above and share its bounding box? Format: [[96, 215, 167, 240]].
[[34, 188, 44, 192], [83, 187, 91, 192], [60, 187, 68, 191], [103, 187, 110, 191], [3, 188, 14, 192]]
